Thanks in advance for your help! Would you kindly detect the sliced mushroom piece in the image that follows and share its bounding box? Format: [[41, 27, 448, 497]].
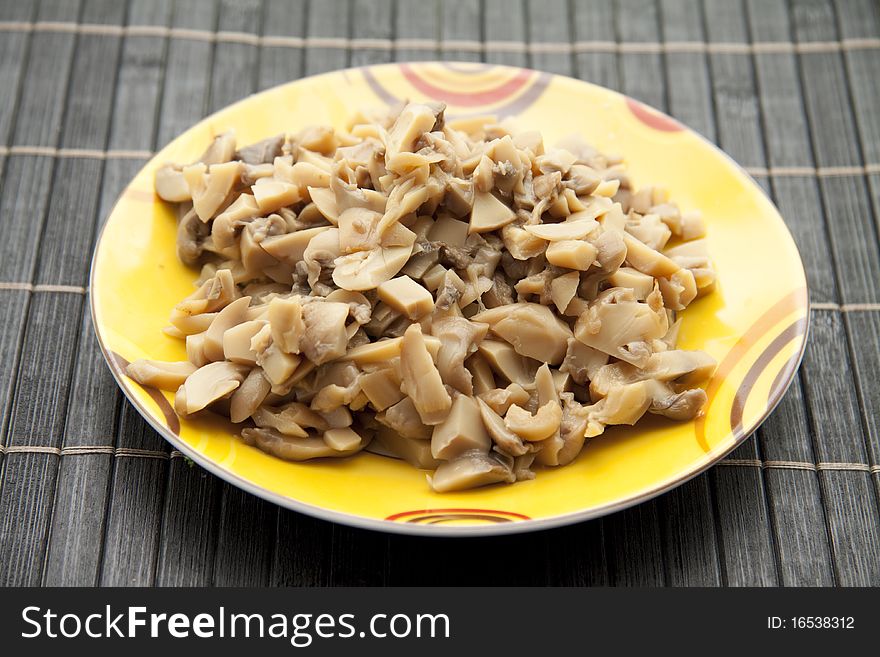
[[589, 349, 716, 399], [309, 382, 350, 412], [126, 359, 197, 391], [430, 315, 489, 395], [285, 161, 331, 189], [182, 361, 248, 415], [427, 214, 469, 247], [241, 427, 367, 461], [550, 271, 580, 314], [545, 239, 598, 271], [501, 225, 547, 260], [323, 427, 364, 452], [622, 232, 680, 277], [582, 381, 654, 437], [332, 226, 416, 291], [523, 217, 599, 241], [203, 296, 251, 361], [607, 266, 655, 299], [176, 207, 210, 265], [168, 307, 217, 337], [530, 363, 565, 463], [373, 426, 440, 469], [586, 226, 627, 272], [338, 206, 383, 253], [400, 323, 452, 425], [235, 134, 284, 164], [477, 397, 529, 456], [175, 268, 239, 315], [560, 338, 608, 385], [478, 383, 531, 416], [511, 453, 537, 481], [534, 431, 565, 467], [186, 332, 210, 367], [319, 405, 354, 429], [422, 263, 449, 292], [625, 212, 672, 250], [253, 178, 300, 214], [253, 323, 302, 386], [592, 178, 620, 197], [445, 177, 473, 216], [477, 339, 538, 387], [429, 449, 515, 493], [252, 402, 324, 437], [472, 303, 572, 365], [431, 394, 492, 459], [469, 191, 517, 233], [359, 368, 404, 411], [211, 194, 260, 249], [156, 164, 191, 202], [300, 301, 350, 365], [303, 227, 342, 289], [386, 102, 444, 161], [184, 160, 243, 222], [466, 353, 496, 394], [223, 319, 268, 365], [504, 401, 563, 442], [574, 287, 668, 367], [261, 226, 331, 266], [268, 296, 305, 354], [401, 246, 440, 280], [565, 164, 601, 195], [345, 334, 441, 364], [658, 267, 698, 311], [377, 275, 435, 320], [229, 367, 271, 423], [377, 396, 432, 439], [197, 130, 237, 165], [554, 392, 590, 466], [535, 363, 560, 406], [647, 382, 708, 420]]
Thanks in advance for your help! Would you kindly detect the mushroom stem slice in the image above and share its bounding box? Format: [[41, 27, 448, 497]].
[[230, 368, 271, 423], [378, 275, 435, 320], [429, 450, 515, 493], [359, 368, 404, 411], [373, 426, 440, 469], [127, 359, 197, 391], [469, 191, 516, 233], [523, 218, 599, 241], [223, 319, 268, 365], [621, 232, 680, 277], [400, 323, 452, 425], [323, 426, 364, 452], [241, 427, 367, 461], [204, 296, 251, 362], [377, 397, 432, 440], [431, 395, 492, 459]]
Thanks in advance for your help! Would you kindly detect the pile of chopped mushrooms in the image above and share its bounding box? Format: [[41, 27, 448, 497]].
[[128, 101, 717, 492]]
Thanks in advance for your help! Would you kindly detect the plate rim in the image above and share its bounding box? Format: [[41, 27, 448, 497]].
[[89, 61, 811, 537]]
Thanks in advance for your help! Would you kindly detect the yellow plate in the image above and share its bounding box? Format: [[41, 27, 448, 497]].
[[90, 63, 809, 535]]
